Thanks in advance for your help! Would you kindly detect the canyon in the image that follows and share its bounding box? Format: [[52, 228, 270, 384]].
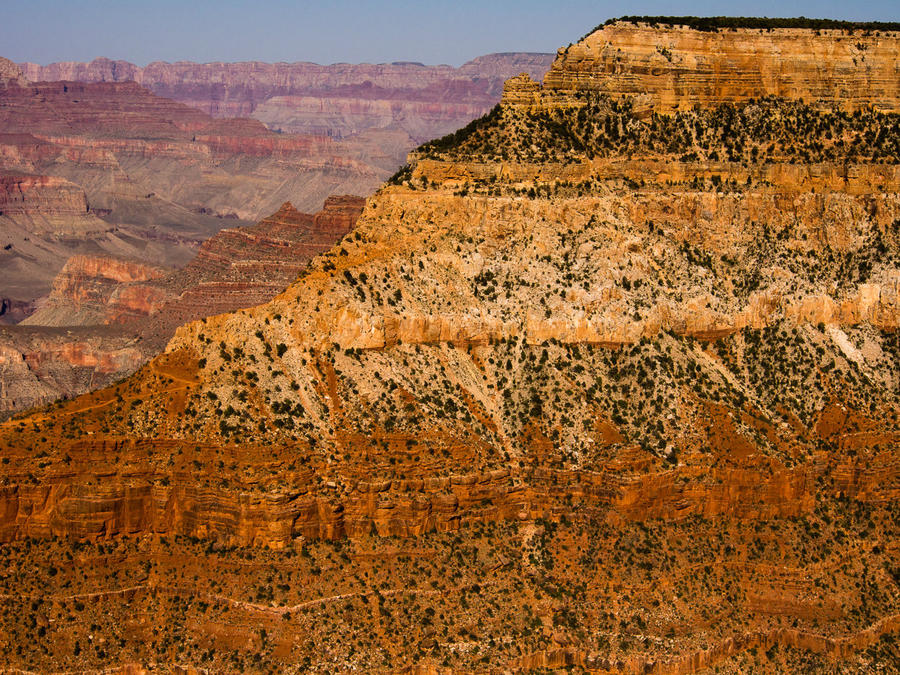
[[0, 18, 898, 673], [1, 53, 554, 418], [7, 54, 555, 280], [0, 60, 382, 303], [19, 53, 554, 138], [0, 196, 364, 418]]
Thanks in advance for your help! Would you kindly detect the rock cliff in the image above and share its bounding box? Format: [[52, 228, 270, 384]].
[[0, 18, 898, 674], [0, 57, 27, 86], [505, 20, 900, 112], [22, 255, 167, 327]]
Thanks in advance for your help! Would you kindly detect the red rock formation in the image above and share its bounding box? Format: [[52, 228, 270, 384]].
[[24, 256, 167, 327], [2, 53, 555, 311], [126, 196, 366, 344]]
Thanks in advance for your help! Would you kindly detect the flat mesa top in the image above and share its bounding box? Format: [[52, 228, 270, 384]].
[[598, 16, 900, 33]]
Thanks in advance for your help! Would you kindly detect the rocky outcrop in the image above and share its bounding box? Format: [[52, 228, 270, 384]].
[[22, 256, 167, 327], [505, 21, 900, 112], [0, 173, 102, 234], [130, 196, 365, 346], [0, 57, 27, 87], [2, 437, 892, 545], [3, 198, 365, 416]]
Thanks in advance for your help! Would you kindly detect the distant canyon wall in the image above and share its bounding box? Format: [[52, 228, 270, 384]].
[[20, 54, 555, 140]]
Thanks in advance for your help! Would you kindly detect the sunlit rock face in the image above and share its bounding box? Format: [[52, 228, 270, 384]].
[[0, 19, 898, 674]]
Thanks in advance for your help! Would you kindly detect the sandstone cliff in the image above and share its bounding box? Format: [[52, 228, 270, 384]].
[[505, 20, 900, 112], [0, 18, 898, 675]]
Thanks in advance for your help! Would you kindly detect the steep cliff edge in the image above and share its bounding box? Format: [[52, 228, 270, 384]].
[[0, 18, 898, 674], [507, 18, 900, 112]]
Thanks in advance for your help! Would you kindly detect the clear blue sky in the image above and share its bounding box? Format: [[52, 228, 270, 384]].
[[6, 0, 900, 66]]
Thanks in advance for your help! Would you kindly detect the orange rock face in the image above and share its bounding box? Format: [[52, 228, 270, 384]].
[[508, 22, 900, 112], [0, 19, 898, 675]]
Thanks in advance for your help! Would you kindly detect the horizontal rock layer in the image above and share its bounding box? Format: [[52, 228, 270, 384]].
[[19, 53, 554, 130], [1, 21, 898, 675], [504, 23, 900, 112]]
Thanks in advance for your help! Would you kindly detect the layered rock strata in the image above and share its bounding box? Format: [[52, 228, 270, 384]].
[[0, 18, 898, 674], [504, 21, 900, 112], [0, 72, 381, 310], [2, 197, 364, 416], [0, 325, 143, 417], [1, 53, 556, 312], [19, 53, 555, 139]]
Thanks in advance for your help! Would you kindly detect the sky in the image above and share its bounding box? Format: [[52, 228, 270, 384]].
[[5, 0, 900, 66]]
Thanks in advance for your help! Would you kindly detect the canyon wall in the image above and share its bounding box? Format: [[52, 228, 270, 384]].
[[0, 72, 379, 313], [504, 22, 900, 112], [0, 325, 144, 417], [19, 53, 554, 140], [0, 19, 897, 675]]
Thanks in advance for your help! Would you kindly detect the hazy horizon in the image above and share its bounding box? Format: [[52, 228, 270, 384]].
[[7, 0, 900, 68]]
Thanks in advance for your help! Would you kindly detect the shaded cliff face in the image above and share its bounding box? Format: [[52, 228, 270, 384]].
[[1, 197, 364, 417], [1, 21, 899, 674]]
